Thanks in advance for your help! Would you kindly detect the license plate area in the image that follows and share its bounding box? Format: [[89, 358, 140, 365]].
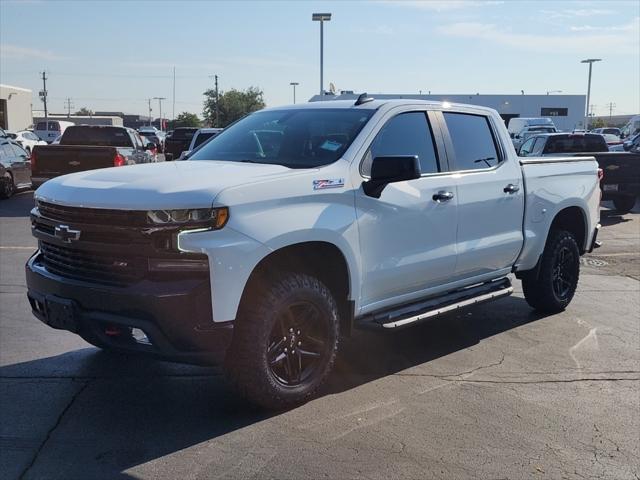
[[45, 296, 79, 332], [603, 184, 618, 191]]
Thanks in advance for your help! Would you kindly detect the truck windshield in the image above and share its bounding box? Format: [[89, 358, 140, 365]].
[[188, 109, 374, 168]]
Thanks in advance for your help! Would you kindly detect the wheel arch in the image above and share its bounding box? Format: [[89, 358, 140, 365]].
[[549, 205, 588, 254], [239, 241, 354, 336]]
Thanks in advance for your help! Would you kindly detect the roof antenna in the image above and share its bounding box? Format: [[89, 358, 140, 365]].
[[354, 92, 374, 106]]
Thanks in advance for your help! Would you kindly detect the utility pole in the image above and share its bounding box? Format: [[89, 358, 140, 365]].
[[172, 66, 176, 122], [607, 102, 616, 121], [153, 97, 166, 131], [147, 99, 153, 126], [40, 71, 48, 122], [65, 98, 74, 118]]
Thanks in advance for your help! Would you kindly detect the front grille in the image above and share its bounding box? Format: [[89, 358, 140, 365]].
[[40, 242, 143, 285], [38, 201, 148, 227]]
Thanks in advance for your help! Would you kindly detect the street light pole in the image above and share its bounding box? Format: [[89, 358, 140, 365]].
[[153, 97, 166, 131], [312, 13, 331, 98], [290, 82, 299, 104], [581, 58, 601, 131]]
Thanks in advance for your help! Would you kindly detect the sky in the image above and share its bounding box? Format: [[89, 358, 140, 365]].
[[1, 0, 638, 119]]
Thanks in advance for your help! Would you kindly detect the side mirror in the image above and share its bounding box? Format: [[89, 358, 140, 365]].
[[179, 150, 191, 160], [363, 156, 421, 198]]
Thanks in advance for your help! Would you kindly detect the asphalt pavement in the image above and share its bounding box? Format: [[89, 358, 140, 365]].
[[1, 191, 638, 480]]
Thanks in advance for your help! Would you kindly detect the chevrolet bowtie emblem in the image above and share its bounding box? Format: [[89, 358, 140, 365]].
[[68, 160, 81, 166], [606, 165, 619, 170], [54, 225, 81, 243]]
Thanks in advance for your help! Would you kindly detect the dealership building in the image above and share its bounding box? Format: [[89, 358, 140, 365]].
[[310, 93, 587, 131], [0, 84, 33, 131]]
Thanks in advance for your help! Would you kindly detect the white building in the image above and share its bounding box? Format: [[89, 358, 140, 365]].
[[0, 84, 33, 131], [309, 93, 587, 132]]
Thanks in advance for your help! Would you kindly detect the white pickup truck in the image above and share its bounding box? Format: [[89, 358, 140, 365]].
[[26, 97, 600, 409]]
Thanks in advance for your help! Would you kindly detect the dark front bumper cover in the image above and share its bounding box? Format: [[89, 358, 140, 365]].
[[26, 253, 233, 365]]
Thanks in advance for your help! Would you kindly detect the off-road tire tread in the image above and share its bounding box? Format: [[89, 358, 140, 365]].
[[522, 229, 580, 313], [225, 272, 339, 410]]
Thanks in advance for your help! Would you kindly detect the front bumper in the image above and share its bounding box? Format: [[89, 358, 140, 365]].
[[25, 252, 233, 365]]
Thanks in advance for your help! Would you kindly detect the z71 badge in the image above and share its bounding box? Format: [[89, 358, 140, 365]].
[[313, 178, 345, 190]]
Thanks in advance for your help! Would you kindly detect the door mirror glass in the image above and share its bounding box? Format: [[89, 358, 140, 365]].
[[363, 155, 421, 198]]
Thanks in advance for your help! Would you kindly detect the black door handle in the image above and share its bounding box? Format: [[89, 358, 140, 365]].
[[433, 191, 454, 202], [504, 184, 520, 193]]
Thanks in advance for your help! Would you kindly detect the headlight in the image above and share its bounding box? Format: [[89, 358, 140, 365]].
[[146, 207, 229, 229]]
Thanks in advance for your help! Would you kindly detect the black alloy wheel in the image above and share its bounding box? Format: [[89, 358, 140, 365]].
[[551, 245, 578, 301], [267, 301, 331, 387]]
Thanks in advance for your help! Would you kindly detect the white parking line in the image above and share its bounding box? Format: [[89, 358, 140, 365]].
[[0, 246, 37, 250]]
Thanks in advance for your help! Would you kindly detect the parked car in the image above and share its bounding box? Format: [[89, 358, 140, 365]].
[[31, 125, 157, 188], [0, 139, 31, 198], [518, 132, 609, 156], [179, 128, 223, 159], [620, 115, 640, 139], [519, 133, 639, 213], [7, 130, 47, 154], [26, 99, 601, 409], [164, 127, 198, 160], [34, 120, 75, 144], [610, 133, 640, 152], [140, 135, 158, 160], [511, 125, 558, 150], [138, 127, 165, 152], [591, 127, 621, 136], [601, 133, 623, 149]]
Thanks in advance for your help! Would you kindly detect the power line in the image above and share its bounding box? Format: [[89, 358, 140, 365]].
[[606, 102, 616, 120], [65, 97, 74, 118], [40, 71, 48, 121]]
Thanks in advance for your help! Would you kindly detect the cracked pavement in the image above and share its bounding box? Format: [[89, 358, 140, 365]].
[[1, 193, 638, 480]]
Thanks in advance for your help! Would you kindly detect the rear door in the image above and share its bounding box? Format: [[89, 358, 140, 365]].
[[355, 109, 458, 309], [9, 143, 31, 185], [440, 111, 524, 280]]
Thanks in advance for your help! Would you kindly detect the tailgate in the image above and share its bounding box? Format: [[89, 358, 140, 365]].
[[33, 146, 118, 177], [593, 152, 640, 190]]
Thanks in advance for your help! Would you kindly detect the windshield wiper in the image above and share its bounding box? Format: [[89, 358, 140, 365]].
[[473, 156, 496, 167]]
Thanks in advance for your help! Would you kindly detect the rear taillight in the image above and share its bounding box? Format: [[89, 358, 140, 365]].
[[597, 168, 604, 181], [113, 153, 126, 167], [30, 150, 36, 170]]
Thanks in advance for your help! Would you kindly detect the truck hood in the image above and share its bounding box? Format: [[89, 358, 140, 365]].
[[35, 160, 300, 209]]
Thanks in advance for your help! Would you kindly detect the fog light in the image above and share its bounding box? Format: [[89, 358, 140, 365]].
[[148, 258, 209, 271], [131, 328, 151, 345]]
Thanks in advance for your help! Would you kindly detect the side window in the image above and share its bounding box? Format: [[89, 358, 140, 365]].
[[132, 132, 143, 149], [36, 122, 47, 131], [443, 112, 500, 170], [532, 137, 546, 155], [10, 144, 28, 157], [48, 122, 60, 132], [519, 138, 535, 156], [363, 112, 439, 175]]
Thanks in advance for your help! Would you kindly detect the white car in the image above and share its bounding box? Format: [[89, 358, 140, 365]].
[[179, 128, 223, 159], [27, 98, 600, 409], [8, 130, 47, 154]]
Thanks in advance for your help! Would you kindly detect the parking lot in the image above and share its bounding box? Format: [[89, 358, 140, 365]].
[[0, 192, 638, 480]]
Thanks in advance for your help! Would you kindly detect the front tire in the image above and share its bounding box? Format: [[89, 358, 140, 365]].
[[0, 172, 15, 199], [613, 195, 636, 214], [522, 229, 580, 313], [225, 272, 339, 410]]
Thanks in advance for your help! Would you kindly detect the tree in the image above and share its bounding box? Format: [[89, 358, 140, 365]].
[[590, 117, 606, 129], [203, 86, 265, 127], [75, 107, 93, 116], [170, 112, 201, 129]]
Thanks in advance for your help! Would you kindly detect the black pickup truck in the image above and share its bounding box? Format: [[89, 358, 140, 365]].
[[519, 133, 639, 213], [31, 125, 156, 188], [163, 127, 198, 161]]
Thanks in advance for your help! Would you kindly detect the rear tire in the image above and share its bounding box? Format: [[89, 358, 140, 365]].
[[225, 272, 339, 410], [522, 229, 580, 313], [0, 172, 15, 199], [613, 195, 636, 214]]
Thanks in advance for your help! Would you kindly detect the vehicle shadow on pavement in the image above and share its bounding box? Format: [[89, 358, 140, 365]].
[[327, 295, 545, 393], [600, 209, 634, 227], [0, 190, 35, 217], [3, 296, 547, 479]]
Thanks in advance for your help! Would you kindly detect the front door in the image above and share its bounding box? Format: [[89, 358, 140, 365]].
[[355, 110, 458, 311]]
